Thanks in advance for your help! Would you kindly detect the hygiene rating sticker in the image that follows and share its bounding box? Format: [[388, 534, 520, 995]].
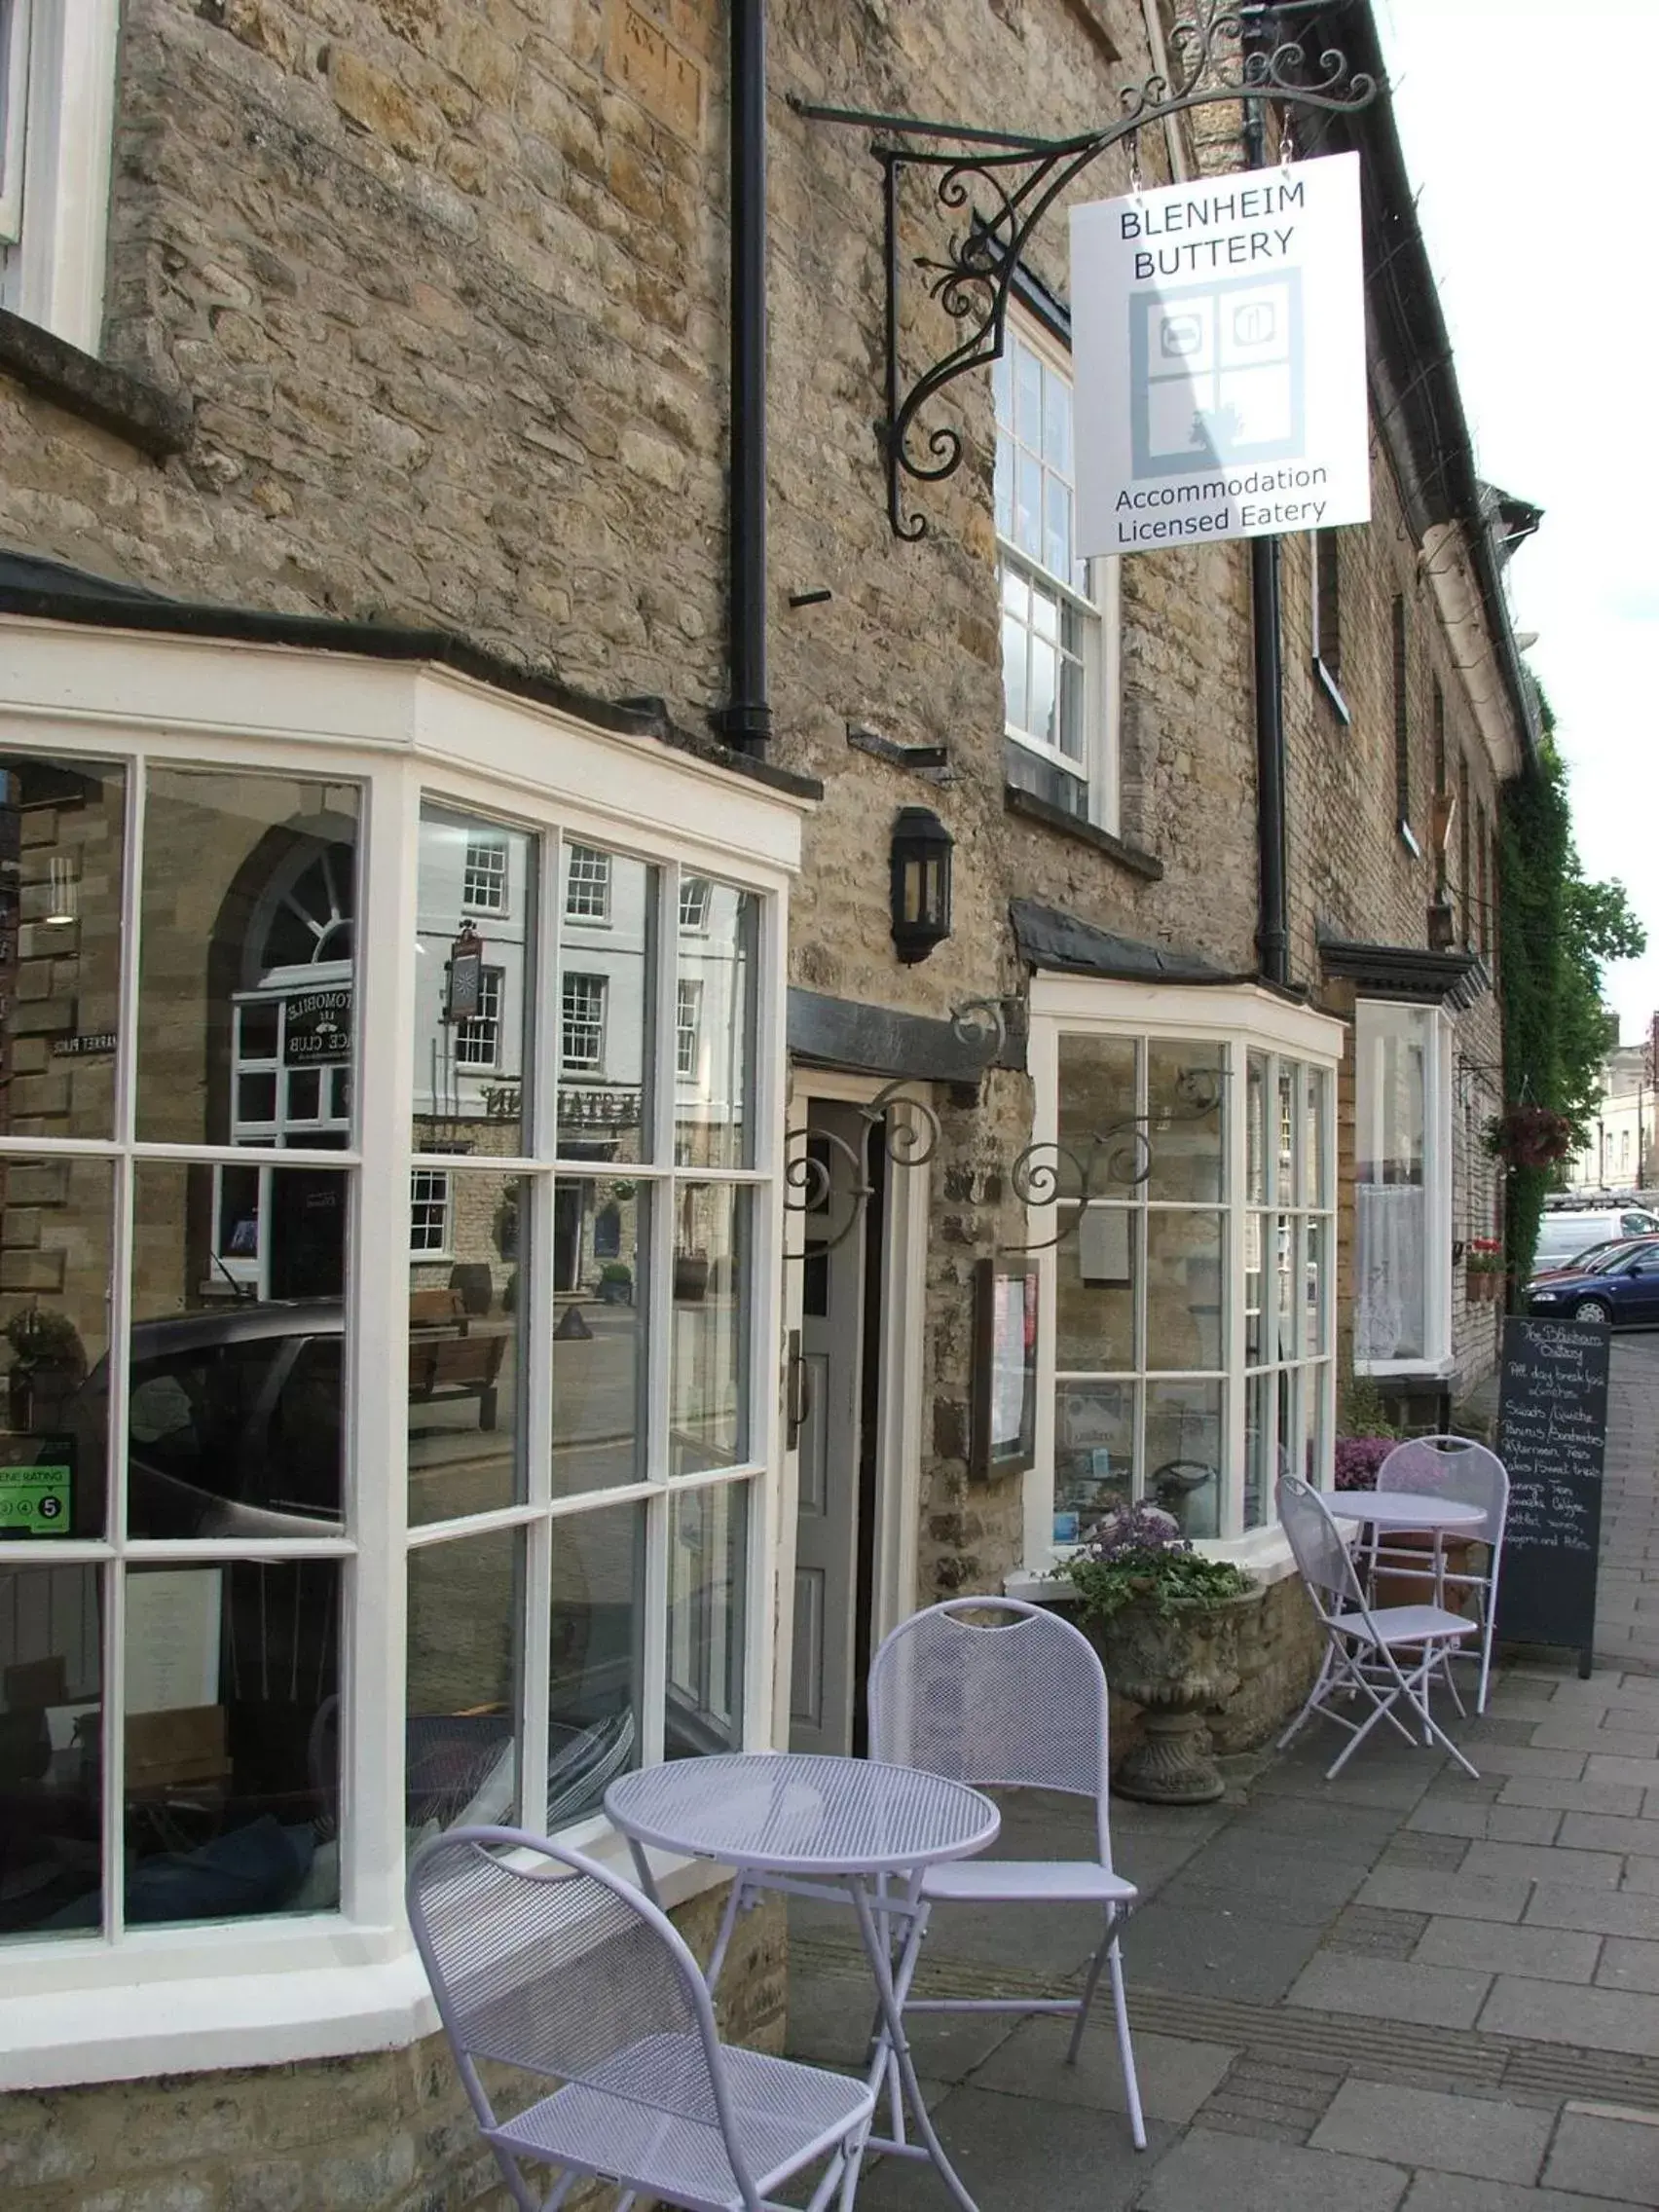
[[0, 1459, 71, 1534]]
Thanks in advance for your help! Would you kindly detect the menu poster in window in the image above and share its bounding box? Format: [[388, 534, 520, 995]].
[[126, 1568, 222, 1714], [971, 1261, 1038, 1481], [1494, 1316, 1609, 1678]]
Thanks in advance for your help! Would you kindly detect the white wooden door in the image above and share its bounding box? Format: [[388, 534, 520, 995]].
[[788, 1106, 867, 1754]]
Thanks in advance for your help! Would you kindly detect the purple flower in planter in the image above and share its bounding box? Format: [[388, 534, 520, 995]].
[[1333, 1436, 1394, 1492], [1078, 1499, 1188, 1562]]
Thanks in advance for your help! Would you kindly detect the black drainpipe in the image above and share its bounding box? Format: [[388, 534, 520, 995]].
[[1242, 37, 1289, 986], [713, 0, 774, 753]]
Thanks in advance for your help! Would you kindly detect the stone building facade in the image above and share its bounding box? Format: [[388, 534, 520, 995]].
[[0, 1, 1531, 2203]]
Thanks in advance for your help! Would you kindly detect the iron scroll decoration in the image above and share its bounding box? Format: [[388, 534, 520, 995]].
[[786, 1007, 1226, 1261], [785, 998, 1006, 1256], [789, 1, 1377, 540]]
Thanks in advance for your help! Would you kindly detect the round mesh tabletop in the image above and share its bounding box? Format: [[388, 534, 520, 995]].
[[1345, 1494, 1487, 1531], [606, 1753, 999, 1874]]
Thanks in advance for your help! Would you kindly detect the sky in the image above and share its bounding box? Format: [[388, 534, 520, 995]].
[[1377, 0, 1658, 1045]]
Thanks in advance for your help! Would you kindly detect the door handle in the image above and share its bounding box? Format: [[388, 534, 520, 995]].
[[786, 1328, 813, 1450]]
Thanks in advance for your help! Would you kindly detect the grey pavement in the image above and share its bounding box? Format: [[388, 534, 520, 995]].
[[783, 1335, 1659, 2208]]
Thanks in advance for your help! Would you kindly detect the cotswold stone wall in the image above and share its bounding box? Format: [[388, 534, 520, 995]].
[[2, 1883, 785, 2212]]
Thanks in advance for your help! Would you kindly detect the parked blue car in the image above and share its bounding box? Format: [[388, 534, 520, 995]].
[[1525, 1236, 1659, 1327]]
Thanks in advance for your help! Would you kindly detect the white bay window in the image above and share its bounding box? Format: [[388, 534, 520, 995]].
[[1024, 980, 1341, 1566], [0, 619, 798, 2087]]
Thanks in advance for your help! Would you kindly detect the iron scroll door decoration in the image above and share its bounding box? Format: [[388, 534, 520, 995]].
[[789, 0, 1376, 539]]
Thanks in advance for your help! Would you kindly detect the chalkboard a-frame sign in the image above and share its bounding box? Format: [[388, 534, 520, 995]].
[[1494, 1315, 1610, 1678]]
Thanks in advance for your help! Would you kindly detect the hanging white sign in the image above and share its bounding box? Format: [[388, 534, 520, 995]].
[[1069, 152, 1368, 555]]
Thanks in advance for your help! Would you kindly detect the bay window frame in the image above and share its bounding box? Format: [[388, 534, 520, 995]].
[[0, 619, 800, 2085], [1022, 977, 1342, 1572]]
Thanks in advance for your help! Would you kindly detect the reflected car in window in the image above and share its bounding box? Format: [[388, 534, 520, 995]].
[[1532, 1209, 1659, 1272], [57, 1302, 345, 1538], [1525, 1236, 1659, 1328]]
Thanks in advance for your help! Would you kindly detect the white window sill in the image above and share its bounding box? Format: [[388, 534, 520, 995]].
[[0, 1832, 728, 2091], [1005, 1519, 1323, 1600], [1352, 1357, 1456, 1379]]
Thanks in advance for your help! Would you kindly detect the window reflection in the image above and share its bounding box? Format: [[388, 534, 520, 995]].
[[126, 1163, 346, 1539], [0, 756, 126, 1143], [670, 1186, 749, 1476], [0, 1564, 102, 1936], [0, 1158, 113, 1537], [119, 1561, 340, 1926], [407, 1169, 526, 1528], [138, 771, 358, 1151], [408, 1530, 522, 1837], [552, 1179, 647, 1498], [549, 1502, 644, 1822], [666, 1483, 747, 1757], [675, 882, 756, 1170], [414, 808, 535, 1158], [558, 843, 654, 1166]]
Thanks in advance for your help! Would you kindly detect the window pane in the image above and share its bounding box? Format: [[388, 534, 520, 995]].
[[1028, 636, 1057, 750], [127, 1162, 346, 1538], [666, 1481, 748, 1757], [1147, 1210, 1222, 1371], [1057, 1205, 1135, 1370], [1245, 1209, 1267, 1365], [1042, 362, 1073, 477], [552, 1179, 647, 1498], [0, 1156, 113, 1536], [1245, 1051, 1268, 1204], [1278, 1368, 1303, 1509], [676, 884, 756, 1171], [1057, 1035, 1139, 1195], [1015, 450, 1043, 560], [408, 1169, 525, 1528], [994, 440, 1014, 539], [1001, 610, 1029, 730], [1305, 1217, 1327, 1354], [138, 771, 357, 1147], [1054, 1381, 1133, 1541], [1304, 1065, 1327, 1207], [1014, 340, 1043, 449], [1057, 654, 1086, 764], [671, 1186, 750, 1477], [1243, 1371, 1271, 1530], [1044, 477, 1072, 579], [1355, 1004, 1430, 1361], [1149, 1041, 1225, 1202], [548, 1500, 644, 1825], [1144, 1380, 1222, 1538], [1274, 1211, 1296, 1357], [992, 345, 1013, 432], [0, 756, 126, 1141], [124, 1560, 340, 1923], [415, 808, 535, 1158], [1276, 1061, 1298, 1205], [407, 1530, 521, 1834], [0, 1563, 102, 1936], [558, 845, 655, 1167]]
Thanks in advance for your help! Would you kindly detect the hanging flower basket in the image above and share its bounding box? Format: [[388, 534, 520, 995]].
[[1486, 1105, 1575, 1170]]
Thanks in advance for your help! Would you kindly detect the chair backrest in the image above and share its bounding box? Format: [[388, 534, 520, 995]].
[[866, 1598, 1113, 1864], [408, 1825, 762, 2209], [1277, 1474, 1370, 1626], [1377, 1434, 1509, 1545]]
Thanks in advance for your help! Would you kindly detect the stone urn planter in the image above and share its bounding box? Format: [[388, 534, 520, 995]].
[[1089, 1586, 1265, 1805]]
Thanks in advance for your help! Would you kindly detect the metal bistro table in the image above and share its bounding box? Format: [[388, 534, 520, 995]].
[[1346, 1491, 1490, 1630], [607, 1751, 1000, 2212]]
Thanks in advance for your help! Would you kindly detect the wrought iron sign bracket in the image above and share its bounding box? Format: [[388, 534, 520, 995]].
[[789, 3, 1375, 540]]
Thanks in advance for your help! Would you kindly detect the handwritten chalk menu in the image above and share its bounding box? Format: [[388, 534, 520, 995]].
[[1494, 1316, 1609, 1677]]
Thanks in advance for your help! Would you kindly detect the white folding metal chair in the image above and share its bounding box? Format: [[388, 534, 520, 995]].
[[1374, 1434, 1510, 1714], [1276, 1474, 1481, 1781], [408, 1825, 874, 2212], [866, 1597, 1146, 2150]]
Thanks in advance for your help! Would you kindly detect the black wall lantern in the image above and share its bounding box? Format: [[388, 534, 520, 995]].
[[889, 805, 953, 965]]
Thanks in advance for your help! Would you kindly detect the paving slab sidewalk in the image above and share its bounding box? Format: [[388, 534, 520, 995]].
[[784, 1336, 1659, 2208]]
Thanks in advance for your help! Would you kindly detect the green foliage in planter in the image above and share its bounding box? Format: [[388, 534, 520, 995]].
[[1498, 703, 1644, 1288], [1339, 1373, 1398, 1440], [1063, 1502, 1255, 1624]]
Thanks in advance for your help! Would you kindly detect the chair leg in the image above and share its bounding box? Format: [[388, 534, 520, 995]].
[[1064, 1907, 1115, 2066], [1105, 1933, 1147, 2152], [1280, 1641, 1339, 1749]]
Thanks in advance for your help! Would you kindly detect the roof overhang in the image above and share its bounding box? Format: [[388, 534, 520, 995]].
[[1318, 933, 1491, 1012]]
